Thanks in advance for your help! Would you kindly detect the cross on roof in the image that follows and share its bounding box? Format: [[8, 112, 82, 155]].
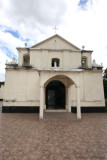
[[53, 26, 58, 34]]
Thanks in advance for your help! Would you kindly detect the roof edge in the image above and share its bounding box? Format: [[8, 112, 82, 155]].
[[31, 34, 80, 50]]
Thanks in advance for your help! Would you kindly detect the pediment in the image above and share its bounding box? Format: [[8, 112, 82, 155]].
[[31, 34, 80, 51]]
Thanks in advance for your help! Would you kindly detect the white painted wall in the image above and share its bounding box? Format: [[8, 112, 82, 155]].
[[18, 35, 92, 69], [3, 69, 105, 107], [3, 35, 104, 108], [3, 70, 40, 106]]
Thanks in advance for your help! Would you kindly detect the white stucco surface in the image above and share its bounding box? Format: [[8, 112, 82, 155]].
[[2, 34, 105, 118]]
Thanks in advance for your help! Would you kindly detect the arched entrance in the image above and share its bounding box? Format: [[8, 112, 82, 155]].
[[46, 80, 65, 109]]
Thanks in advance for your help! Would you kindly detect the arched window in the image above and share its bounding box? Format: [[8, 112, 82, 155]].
[[82, 57, 87, 68], [23, 54, 30, 67], [52, 58, 60, 67]]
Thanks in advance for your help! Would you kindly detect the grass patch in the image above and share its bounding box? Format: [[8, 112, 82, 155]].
[[105, 99, 107, 112]]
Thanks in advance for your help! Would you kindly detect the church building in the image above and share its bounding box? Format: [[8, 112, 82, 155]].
[[2, 34, 105, 119]]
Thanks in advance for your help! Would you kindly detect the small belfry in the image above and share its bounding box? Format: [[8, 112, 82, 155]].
[[1, 34, 105, 120]]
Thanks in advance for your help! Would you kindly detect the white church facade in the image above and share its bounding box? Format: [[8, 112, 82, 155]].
[[2, 34, 105, 119]]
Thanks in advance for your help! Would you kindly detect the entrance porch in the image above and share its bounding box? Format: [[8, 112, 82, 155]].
[[39, 74, 81, 120]]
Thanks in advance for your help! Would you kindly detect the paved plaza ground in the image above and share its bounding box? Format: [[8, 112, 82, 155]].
[[0, 112, 107, 160]]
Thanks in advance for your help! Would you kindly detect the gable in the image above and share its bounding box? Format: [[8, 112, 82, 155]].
[[31, 34, 80, 51]]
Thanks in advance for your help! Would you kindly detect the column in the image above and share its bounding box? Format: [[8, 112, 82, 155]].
[[76, 86, 81, 119], [39, 85, 44, 120], [68, 86, 71, 112]]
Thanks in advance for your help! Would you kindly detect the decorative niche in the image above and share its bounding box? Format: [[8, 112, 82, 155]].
[[81, 57, 87, 68], [52, 58, 60, 67], [23, 54, 30, 67]]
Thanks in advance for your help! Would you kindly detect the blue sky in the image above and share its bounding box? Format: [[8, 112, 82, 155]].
[[78, 0, 89, 9], [4, 28, 20, 38], [3, 27, 30, 42], [0, 0, 107, 81]]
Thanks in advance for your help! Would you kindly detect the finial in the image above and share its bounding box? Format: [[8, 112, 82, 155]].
[[25, 43, 27, 47], [82, 45, 85, 50], [53, 26, 58, 34]]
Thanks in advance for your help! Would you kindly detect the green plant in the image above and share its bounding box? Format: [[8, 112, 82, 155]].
[[103, 79, 107, 98]]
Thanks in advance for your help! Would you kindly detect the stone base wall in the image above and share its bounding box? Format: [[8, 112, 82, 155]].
[[71, 107, 106, 113], [2, 106, 39, 113], [2, 106, 106, 113]]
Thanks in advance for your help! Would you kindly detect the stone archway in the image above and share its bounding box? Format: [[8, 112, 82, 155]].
[[39, 73, 81, 120], [46, 80, 65, 110]]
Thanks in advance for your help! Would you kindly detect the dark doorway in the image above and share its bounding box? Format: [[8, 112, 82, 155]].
[[46, 80, 65, 109]]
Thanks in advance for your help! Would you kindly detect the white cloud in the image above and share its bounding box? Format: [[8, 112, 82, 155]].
[[0, 0, 67, 40], [0, 49, 11, 81], [0, 0, 107, 81], [57, 0, 107, 68], [0, 0, 67, 80], [0, 31, 25, 55]]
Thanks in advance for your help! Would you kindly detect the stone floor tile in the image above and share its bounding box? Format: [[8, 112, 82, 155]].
[[0, 156, 12, 160], [12, 155, 27, 160], [0, 113, 107, 159], [28, 153, 42, 160]]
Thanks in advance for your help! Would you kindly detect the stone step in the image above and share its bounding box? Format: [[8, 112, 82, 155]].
[[44, 109, 68, 112]]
